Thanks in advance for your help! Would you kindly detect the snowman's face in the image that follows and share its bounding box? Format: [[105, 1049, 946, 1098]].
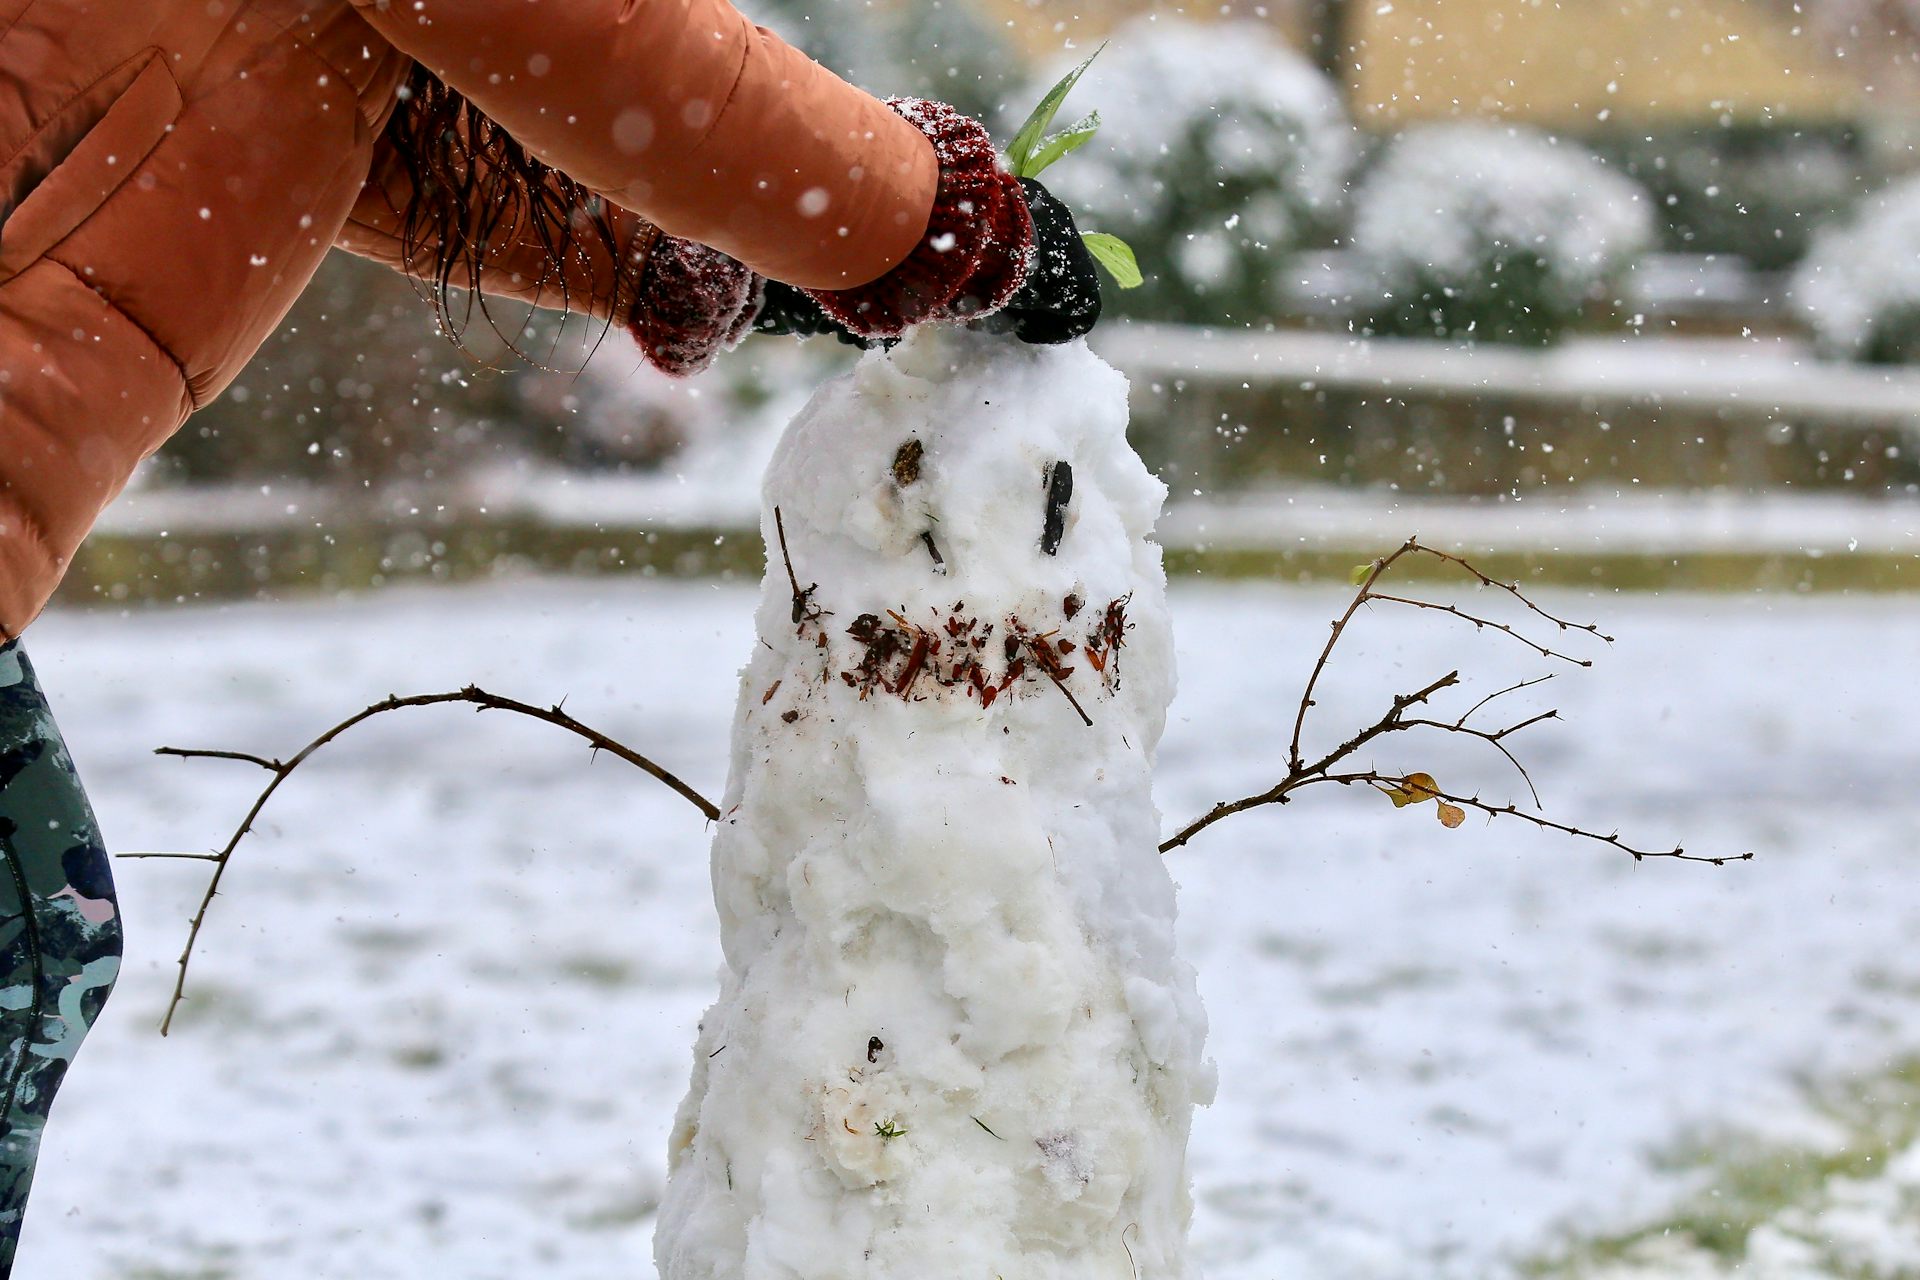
[[767, 328, 1158, 601], [756, 327, 1167, 728]]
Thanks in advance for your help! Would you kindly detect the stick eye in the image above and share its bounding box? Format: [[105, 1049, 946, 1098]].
[[1041, 462, 1073, 556]]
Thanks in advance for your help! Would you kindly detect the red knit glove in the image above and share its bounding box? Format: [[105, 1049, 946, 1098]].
[[628, 100, 1034, 372], [626, 235, 765, 378], [805, 99, 1036, 341]]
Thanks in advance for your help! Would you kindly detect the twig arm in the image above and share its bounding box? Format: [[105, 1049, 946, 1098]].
[[1286, 543, 1412, 773], [1367, 593, 1594, 666], [153, 747, 282, 770], [1166, 537, 1735, 868], [1293, 670, 1459, 782], [1311, 774, 1751, 866], [1158, 783, 1289, 854], [143, 685, 718, 1036]]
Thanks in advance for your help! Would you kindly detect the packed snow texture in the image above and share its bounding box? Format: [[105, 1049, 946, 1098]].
[[1793, 172, 1920, 361], [1022, 17, 1353, 306], [1350, 124, 1653, 326], [653, 329, 1211, 1280]]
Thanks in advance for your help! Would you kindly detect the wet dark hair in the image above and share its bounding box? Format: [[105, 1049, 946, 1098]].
[[380, 64, 645, 351]]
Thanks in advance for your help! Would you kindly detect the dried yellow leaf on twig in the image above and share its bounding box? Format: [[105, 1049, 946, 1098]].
[[1385, 773, 1441, 808]]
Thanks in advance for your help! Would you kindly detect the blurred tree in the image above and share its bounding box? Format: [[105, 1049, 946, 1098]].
[[1303, 0, 1351, 82]]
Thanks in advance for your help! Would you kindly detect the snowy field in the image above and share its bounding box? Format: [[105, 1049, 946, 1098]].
[[13, 578, 1920, 1278]]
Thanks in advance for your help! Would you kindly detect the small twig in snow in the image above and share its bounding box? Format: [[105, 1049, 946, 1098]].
[[774, 506, 821, 625], [1025, 635, 1093, 727], [154, 747, 284, 770], [1398, 708, 1556, 808]]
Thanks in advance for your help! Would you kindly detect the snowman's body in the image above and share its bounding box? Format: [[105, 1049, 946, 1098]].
[[655, 330, 1211, 1280]]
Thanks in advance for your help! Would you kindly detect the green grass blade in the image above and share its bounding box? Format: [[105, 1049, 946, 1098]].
[[1082, 232, 1143, 289], [1006, 44, 1106, 178]]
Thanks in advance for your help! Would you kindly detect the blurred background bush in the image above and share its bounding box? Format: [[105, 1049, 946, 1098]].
[[1794, 172, 1920, 362], [1346, 123, 1652, 346], [1020, 17, 1355, 326]]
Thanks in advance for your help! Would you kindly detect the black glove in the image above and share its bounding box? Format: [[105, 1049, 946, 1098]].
[[978, 178, 1103, 345], [755, 177, 1100, 348], [751, 281, 870, 348]]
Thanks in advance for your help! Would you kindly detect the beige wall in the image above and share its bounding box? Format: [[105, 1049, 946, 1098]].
[[980, 0, 1864, 129], [1343, 0, 1858, 128], [979, 0, 1323, 61]]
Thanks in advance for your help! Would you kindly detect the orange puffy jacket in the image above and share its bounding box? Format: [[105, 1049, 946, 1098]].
[[0, 0, 1006, 639]]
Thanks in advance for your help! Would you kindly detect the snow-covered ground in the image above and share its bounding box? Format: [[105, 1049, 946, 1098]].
[[14, 579, 1920, 1278], [91, 473, 1920, 565], [1159, 487, 1920, 558], [1095, 326, 1920, 426]]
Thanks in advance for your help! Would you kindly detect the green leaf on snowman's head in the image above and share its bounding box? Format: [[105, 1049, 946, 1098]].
[[1022, 110, 1101, 180], [1006, 46, 1105, 179], [1082, 232, 1143, 289]]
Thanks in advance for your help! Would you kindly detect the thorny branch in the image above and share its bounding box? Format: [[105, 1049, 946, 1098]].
[[1309, 774, 1744, 865], [137, 685, 718, 1035], [1366, 593, 1595, 666], [1165, 537, 1749, 868], [1286, 540, 1602, 776]]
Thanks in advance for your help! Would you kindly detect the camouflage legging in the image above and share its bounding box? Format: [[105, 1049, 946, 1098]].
[[0, 640, 120, 1273]]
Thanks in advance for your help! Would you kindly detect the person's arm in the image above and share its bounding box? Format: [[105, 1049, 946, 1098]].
[[343, 39, 1042, 363], [345, 0, 938, 292], [339, 131, 768, 375]]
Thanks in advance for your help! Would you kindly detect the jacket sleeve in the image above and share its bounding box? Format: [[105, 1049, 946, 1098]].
[[345, 0, 940, 291]]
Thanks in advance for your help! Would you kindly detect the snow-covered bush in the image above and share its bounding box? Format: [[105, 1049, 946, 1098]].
[[1020, 17, 1355, 324], [1350, 124, 1654, 346], [1793, 174, 1920, 363]]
